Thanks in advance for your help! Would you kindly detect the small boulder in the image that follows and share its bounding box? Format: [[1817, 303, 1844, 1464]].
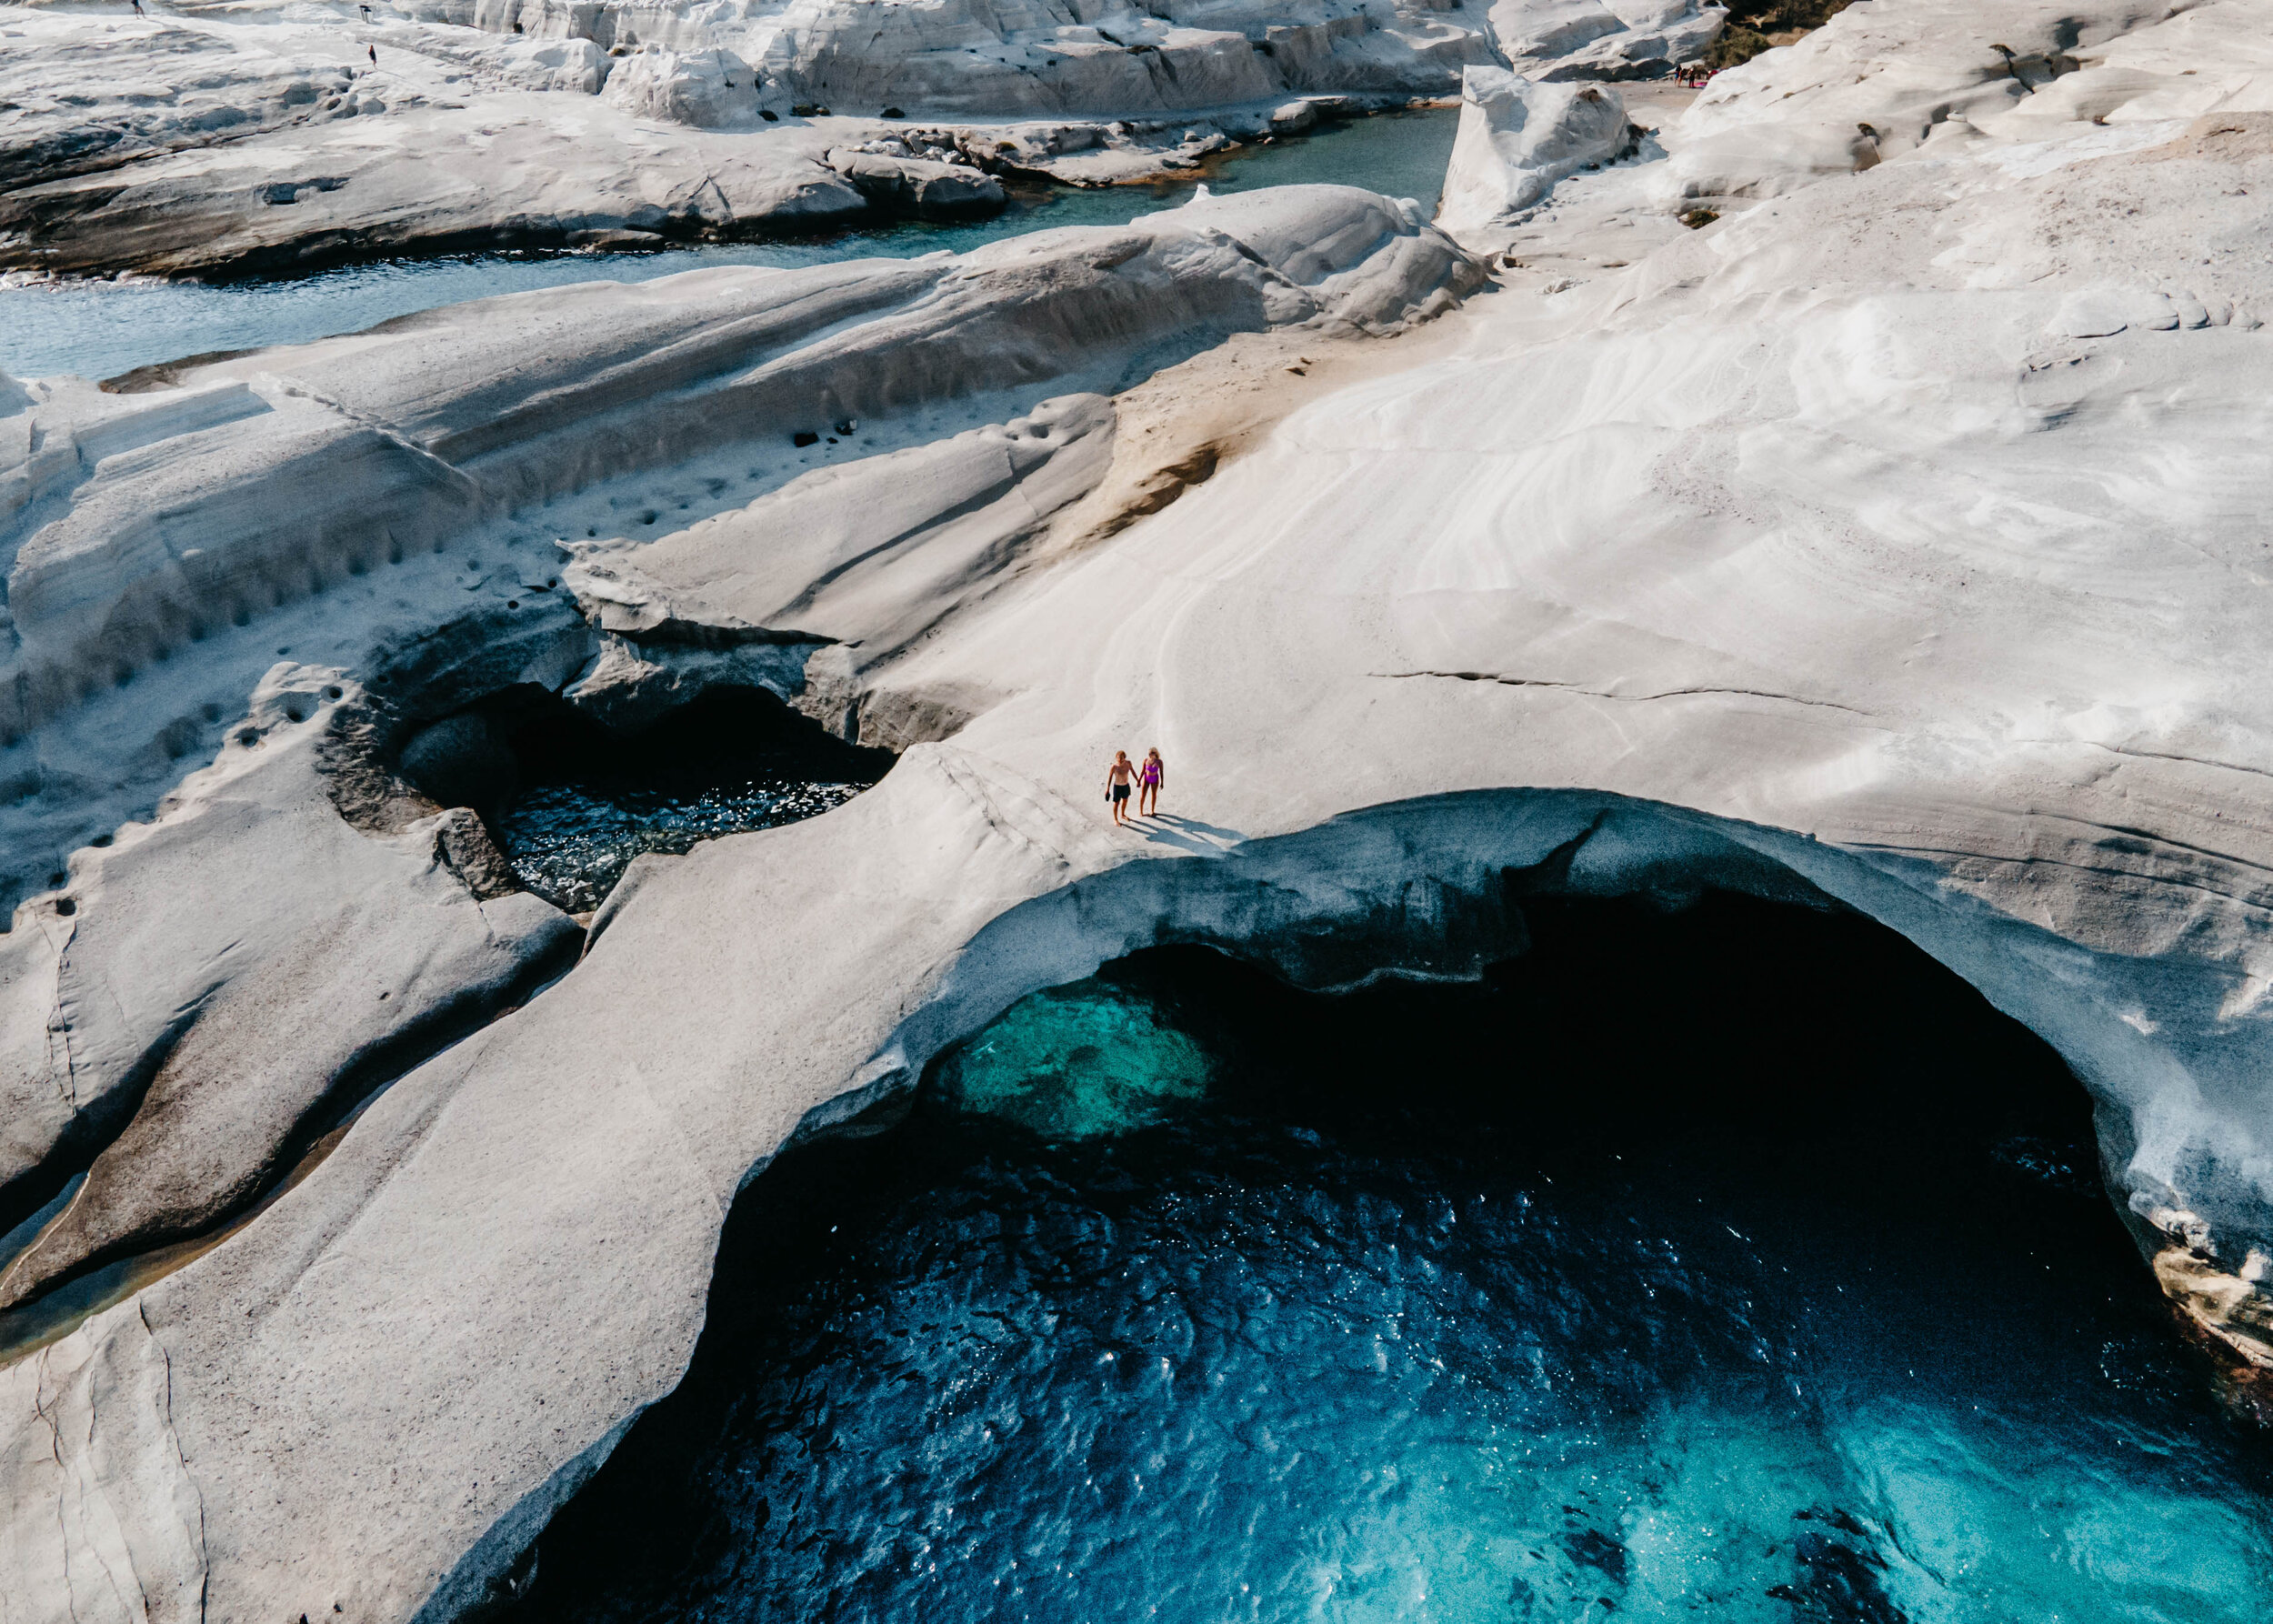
[[826, 150, 1006, 219]]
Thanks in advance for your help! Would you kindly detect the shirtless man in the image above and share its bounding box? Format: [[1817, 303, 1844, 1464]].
[[1104, 751, 1136, 826]]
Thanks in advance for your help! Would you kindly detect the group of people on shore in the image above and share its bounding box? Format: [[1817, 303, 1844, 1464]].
[[1675, 62, 1719, 87], [1104, 749, 1165, 826]]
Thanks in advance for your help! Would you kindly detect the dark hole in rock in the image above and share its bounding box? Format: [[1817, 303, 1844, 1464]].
[[52, 898, 74, 917], [761, 108, 779, 121], [792, 431, 820, 447], [88, 834, 111, 848], [45, 872, 64, 887], [519, 895, 2273, 1624], [325, 686, 345, 701], [478, 687, 892, 916], [396, 711, 520, 813]]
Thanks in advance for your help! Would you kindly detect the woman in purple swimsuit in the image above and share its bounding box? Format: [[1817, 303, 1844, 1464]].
[[1137, 747, 1165, 817]]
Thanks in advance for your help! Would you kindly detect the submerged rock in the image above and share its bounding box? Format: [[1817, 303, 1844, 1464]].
[[934, 977, 1217, 1139]]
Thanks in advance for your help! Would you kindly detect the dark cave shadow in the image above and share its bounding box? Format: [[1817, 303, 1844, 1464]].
[[497, 891, 2268, 1624]]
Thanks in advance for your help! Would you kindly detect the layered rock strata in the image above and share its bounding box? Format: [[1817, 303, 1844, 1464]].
[[4, 1, 2273, 1620], [0, 0, 1707, 276]]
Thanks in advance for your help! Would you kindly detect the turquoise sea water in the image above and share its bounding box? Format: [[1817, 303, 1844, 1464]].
[[516, 897, 2273, 1624], [0, 109, 1460, 384]]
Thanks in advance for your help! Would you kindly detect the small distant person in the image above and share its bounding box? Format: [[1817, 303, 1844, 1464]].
[[368, 43, 377, 65], [1105, 750, 1136, 826], [1137, 747, 1164, 817], [130, 0, 143, 15], [359, 2, 371, 14]]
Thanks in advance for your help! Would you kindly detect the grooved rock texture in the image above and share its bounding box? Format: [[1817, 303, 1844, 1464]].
[[2, 3, 2272, 1621]]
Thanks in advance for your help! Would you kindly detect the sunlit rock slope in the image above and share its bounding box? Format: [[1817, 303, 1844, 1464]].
[[4, 1, 2273, 1621]]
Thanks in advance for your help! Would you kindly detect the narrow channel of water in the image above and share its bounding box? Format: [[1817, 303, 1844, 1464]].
[[515, 895, 2273, 1624], [0, 109, 1459, 385]]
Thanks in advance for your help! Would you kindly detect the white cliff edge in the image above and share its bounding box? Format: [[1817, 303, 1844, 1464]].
[[3, 2, 2273, 1621]]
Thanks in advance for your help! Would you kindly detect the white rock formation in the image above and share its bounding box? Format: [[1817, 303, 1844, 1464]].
[[0, 664, 581, 1315], [1660, 0, 2273, 206], [5, 1, 2273, 1620], [0, 0, 1697, 276], [0, 8, 869, 276], [754, 0, 1501, 118], [1492, 0, 1726, 81], [0, 173, 1480, 1357], [597, 42, 763, 125], [1437, 66, 1634, 236], [0, 15, 358, 194], [825, 143, 1008, 216]]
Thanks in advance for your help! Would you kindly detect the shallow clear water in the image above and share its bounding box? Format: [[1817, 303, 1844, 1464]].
[[485, 688, 891, 915], [519, 898, 2273, 1624], [0, 109, 1459, 385], [494, 780, 868, 917]]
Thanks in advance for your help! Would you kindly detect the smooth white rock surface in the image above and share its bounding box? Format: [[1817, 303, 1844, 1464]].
[[0, 168, 1480, 1273], [1437, 65, 1632, 236], [1492, 0, 1725, 81], [0, 179, 1483, 1623], [4, 3, 2273, 1621], [1660, 0, 2273, 205]]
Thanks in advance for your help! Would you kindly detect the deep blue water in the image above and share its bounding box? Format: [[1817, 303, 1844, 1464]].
[[516, 897, 2273, 1624], [0, 109, 1458, 385]]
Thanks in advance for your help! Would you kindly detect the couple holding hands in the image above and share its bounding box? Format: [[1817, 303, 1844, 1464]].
[[1104, 748, 1165, 826]]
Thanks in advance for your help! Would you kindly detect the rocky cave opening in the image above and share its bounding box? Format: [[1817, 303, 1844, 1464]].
[[396, 685, 896, 917], [506, 891, 2273, 1624]]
